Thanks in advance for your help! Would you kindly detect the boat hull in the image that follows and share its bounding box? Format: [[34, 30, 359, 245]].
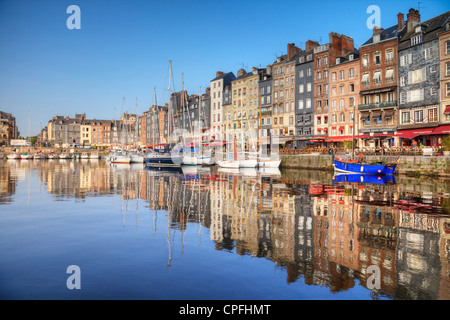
[[147, 154, 182, 167], [216, 160, 240, 169], [333, 160, 396, 175], [257, 159, 281, 168], [239, 159, 257, 168]]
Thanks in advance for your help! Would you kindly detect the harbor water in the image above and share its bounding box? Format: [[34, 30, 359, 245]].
[[0, 159, 449, 300]]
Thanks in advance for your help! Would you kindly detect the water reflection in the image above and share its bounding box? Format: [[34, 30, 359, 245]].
[[1, 159, 449, 299]]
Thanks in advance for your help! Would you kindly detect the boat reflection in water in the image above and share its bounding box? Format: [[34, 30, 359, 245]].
[[333, 173, 396, 185], [0, 159, 450, 300]]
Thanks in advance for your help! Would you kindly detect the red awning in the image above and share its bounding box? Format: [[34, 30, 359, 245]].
[[432, 124, 450, 135], [325, 136, 353, 142], [395, 128, 435, 139], [444, 106, 450, 114]]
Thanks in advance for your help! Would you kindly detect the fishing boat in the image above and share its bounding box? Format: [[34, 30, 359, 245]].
[[33, 152, 46, 159], [20, 153, 33, 160], [333, 157, 396, 175], [48, 153, 58, 159], [7, 153, 20, 159]]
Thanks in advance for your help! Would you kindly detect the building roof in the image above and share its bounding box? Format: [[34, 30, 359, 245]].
[[210, 71, 236, 84], [361, 24, 402, 47], [398, 11, 450, 51]]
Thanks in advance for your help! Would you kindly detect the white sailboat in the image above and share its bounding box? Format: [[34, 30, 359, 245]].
[[89, 152, 99, 159], [111, 98, 131, 164], [257, 133, 281, 168], [81, 152, 89, 159], [238, 93, 256, 168], [7, 153, 20, 159], [216, 136, 240, 168], [181, 76, 199, 166]]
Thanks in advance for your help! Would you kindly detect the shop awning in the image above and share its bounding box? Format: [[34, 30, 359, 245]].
[[371, 111, 381, 119], [384, 109, 394, 119], [444, 106, 450, 114], [360, 112, 369, 121], [432, 124, 450, 135], [395, 128, 435, 139], [325, 136, 353, 142]]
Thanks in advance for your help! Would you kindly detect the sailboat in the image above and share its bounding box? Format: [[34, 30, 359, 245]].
[[216, 136, 240, 168], [111, 98, 131, 164], [257, 133, 281, 168], [181, 78, 199, 166], [238, 95, 256, 168], [147, 61, 182, 167]]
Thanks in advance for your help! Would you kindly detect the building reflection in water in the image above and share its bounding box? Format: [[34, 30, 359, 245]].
[[0, 159, 449, 299]]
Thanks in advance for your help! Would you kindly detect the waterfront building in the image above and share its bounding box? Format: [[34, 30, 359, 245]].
[[284, 43, 302, 140], [221, 82, 232, 141], [438, 15, 450, 129], [314, 33, 355, 145], [397, 10, 450, 147], [259, 66, 273, 139], [0, 111, 19, 146], [91, 120, 112, 146], [328, 50, 360, 147], [230, 68, 260, 145], [271, 54, 287, 142], [295, 41, 318, 148], [48, 113, 85, 147], [210, 71, 235, 141], [80, 120, 92, 147], [358, 20, 401, 148]]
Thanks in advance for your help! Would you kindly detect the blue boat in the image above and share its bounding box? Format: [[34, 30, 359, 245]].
[[146, 144, 183, 167], [333, 173, 396, 185], [333, 158, 396, 175]]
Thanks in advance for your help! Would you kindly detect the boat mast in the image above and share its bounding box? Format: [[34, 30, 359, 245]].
[[153, 87, 156, 148], [168, 61, 172, 142], [352, 105, 356, 159]]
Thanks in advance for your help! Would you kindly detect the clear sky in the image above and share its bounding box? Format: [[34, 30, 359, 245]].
[[0, 0, 449, 136]]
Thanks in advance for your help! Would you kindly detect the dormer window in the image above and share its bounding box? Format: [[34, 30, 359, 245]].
[[349, 54, 354, 61], [336, 58, 340, 64], [415, 25, 422, 33], [411, 35, 422, 46]]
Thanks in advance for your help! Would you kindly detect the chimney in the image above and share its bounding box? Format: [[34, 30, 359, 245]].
[[237, 69, 246, 77], [216, 71, 224, 78], [266, 64, 272, 75], [398, 12, 405, 30], [252, 66, 258, 75], [287, 42, 301, 60], [372, 26, 384, 43], [407, 8, 420, 32], [305, 40, 320, 51]]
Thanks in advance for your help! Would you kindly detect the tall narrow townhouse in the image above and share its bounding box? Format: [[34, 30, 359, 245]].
[[259, 66, 273, 139], [271, 55, 286, 141], [358, 19, 402, 148], [314, 33, 355, 145], [295, 40, 319, 148], [284, 43, 302, 139], [438, 14, 450, 133], [271, 43, 302, 145], [397, 9, 450, 147], [210, 71, 236, 141], [328, 50, 360, 147]]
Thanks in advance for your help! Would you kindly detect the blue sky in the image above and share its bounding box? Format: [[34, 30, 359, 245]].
[[0, 0, 449, 136]]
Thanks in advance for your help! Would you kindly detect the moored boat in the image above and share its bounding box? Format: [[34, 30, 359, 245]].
[[7, 153, 20, 159], [333, 158, 396, 175]]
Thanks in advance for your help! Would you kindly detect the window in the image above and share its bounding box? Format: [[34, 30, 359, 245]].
[[400, 53, 412, 66], [424, 47, 432, 60], [349, 83, 354, 92], [447, 83, 450, 96], [408, 88, 424, 102], [332, 114, 337, 123], [349, 68, 354, 78], [317, 85, 322, 96], [362, 55, 369, 67], [306, 99, 311, 109], [340, 113, 345, 122], [373, 71, 382, 84], [317, 71, 322, 80], [408, 68, 426, 84], [299, 84, 304, 93], [332, 72, 337, 81], [307, 83, 312, 92], [340, 85, 344, 94], [386, 69, 394, 82], [332, 100, 337, 111], [414, 109, 423, 123], [362, 73, 370, 86], [324, 56, 328, 65], [317, 58, 322, 66], [400, 76, 406, 86], [447, 41, 450, 54], [400, 92, 406, 104], [374, 52, 381, 65], [429, 108, 438, 122], [386, 49, 394, 62], [411, 35, 422, 45], [340, 99, 345, 110], [340, 70, 345, 80], [446, 62, 450, 76]]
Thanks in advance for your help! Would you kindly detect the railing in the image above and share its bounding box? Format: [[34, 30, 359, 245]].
[[279, 146, 445, 156], [358, 101, 397, 110]]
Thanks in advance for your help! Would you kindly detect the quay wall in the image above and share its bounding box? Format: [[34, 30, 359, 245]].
[[280, 154, 450, 177]]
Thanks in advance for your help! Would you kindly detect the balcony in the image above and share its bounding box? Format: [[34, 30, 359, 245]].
[[261, 110, 272, 116], [358, 101, 397, 111]]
